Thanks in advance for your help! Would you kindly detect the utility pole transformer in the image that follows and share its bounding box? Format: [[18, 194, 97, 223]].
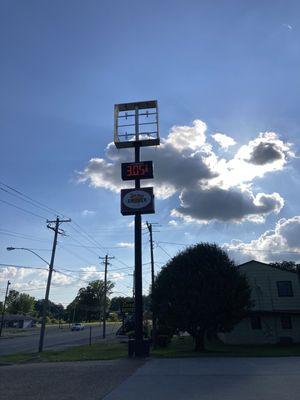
[[38, 216, 71, 353], [99, 254, 114, 339], [0, 280, 11, 337], [114, 100, 160, 357]]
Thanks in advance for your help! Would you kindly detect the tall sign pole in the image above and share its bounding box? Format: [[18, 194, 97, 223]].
[[114, 100, 159, 357], [133, 106, 144, 356]]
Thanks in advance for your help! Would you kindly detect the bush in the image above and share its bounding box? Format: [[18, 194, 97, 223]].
[[156, 335, 170, 348]]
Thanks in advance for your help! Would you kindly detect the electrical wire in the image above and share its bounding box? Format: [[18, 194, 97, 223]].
[[0, 198, 48, 220]]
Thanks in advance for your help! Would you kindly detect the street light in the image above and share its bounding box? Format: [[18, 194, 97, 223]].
[[6, 247, 50, 266], [6, 246, 51, 352]]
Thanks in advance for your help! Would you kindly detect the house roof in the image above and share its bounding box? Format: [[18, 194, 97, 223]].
[[3, 314, 35, 321], [238, 260, 298, 274]]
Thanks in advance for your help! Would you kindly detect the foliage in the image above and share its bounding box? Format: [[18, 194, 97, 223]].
[[152, 243, 252, 351], [34, 299, 64, 320], [109, 296, 133, 313], [6, 290, 35, 315], [270, 261, 300, 273], [66, 280, 114, 322], [107, 312, 119, 322]]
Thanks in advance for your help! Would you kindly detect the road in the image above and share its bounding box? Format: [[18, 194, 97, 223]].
[[1, 357, 300, 400], [0, 323, 121, 355], [0, 359, 144, 400]]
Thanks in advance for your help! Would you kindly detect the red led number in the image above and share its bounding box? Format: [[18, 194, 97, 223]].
[[126, 163, 148, 177]]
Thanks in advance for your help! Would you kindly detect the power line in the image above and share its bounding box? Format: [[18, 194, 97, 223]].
[[0, 186, 55, 217], [155, 243, 173, 259], [0, 263, 48, 270], [0, 181, 65, 218], [0, 198, 48, 220]]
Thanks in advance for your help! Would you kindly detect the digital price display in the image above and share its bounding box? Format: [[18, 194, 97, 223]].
[[121, 161, 153, 181]]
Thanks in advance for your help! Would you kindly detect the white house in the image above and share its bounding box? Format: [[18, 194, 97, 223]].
[[2, 314, 36, 329], [219, 260, 300, 345]]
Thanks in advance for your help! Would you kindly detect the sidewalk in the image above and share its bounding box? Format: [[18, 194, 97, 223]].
[[104, 357, 300, 400]]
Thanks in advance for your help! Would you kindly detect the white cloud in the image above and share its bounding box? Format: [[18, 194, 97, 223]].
[[168, 220, 178, 226], [117, 242, 134, 248], [224, 216, 300, 264], [109, 272, 125, 280], [78, 120, 216, 200], [212, 133, 236, 150], [208, 132, 294, 190], [81, 209, 96, 217], [164, 119, 207, 151], [79, 266, 104, 281], [79, 120, 293, 224]]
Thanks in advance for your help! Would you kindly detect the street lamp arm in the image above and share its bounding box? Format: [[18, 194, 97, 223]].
[[6, 247, 50, 267]]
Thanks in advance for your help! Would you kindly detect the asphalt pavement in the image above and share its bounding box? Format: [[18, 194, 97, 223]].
[[0, 323, 120, 355], [104, 357, 300, 400], [0, 359, 144, 400]]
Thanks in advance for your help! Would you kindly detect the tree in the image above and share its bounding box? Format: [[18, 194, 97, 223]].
[[110, 296, 133, 313], [270, 261, 300, 273], [69, 279, 115, 322], [34, 299, 65, 321], [6, 290, 35, 315], [152, 243, 251, 351]]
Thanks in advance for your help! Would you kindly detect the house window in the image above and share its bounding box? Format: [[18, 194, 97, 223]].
[[277, 281, 293, 297], [250, 315, 262, 330], [281, 315, 292, 329]]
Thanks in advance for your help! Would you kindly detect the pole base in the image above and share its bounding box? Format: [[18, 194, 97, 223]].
[[128, 338, 150, 358]]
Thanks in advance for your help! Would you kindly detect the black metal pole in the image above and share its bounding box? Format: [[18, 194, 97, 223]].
[[134, 132, 144, 356]]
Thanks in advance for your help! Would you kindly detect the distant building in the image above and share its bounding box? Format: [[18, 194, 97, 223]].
[[2, 314, 36, 329], [219, 260, 300, 344]]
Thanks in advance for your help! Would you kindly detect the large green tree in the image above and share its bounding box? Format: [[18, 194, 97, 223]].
[[152, 243, 251, 351], [68, 279, 115, 322], [34, 299, 64, 320], [6, 290, 35, 315]]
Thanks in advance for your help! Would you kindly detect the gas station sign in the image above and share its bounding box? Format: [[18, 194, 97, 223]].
[[121, 187, 154, 215]]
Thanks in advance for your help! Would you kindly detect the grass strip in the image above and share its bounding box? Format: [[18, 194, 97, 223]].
[[2, 336, 300, 364], [153, 336, 300, 358], [0, 340, 127, 363]]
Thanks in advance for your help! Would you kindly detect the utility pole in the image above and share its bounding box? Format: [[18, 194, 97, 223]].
[[0, 280, 11, 337], [146, 222, 157, 348], [99, 254, 114, 339], [38, 216, 71, 352]]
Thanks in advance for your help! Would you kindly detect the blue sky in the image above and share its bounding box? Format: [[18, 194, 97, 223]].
[[0, 0, 300, 305]]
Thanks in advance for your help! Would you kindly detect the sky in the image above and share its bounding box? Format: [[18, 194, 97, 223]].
[[0, 0, 300, 306]]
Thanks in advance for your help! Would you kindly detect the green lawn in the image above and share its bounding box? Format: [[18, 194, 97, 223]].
[[2, 336, 300, 364], [153, 336, 300, 358], [0, 341, 128, 363]]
